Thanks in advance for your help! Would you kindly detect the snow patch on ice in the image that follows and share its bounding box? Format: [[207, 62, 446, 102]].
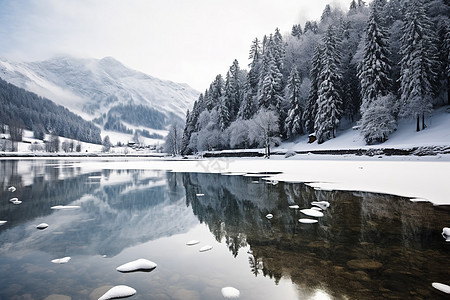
[[98, 285, 137, 300], [51, 205, 81, 210], [299, 219, 319, 224], [51, 257, 71, 264], [116, 258, 157, 272], [221, 286, 240, 298], [300, 209, 324, 218]]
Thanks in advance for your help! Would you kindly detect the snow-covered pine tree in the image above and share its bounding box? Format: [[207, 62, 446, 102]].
[[304, 44, 323, 134], [239, 78, 257, 120], [399, 0, 438, 131], [284, 66, 304, 138], [224, 59, 243, 121], [314, 25, 343, 144], [257, 35, 284, 111], [357, 1, 396, 144], [291, 24, 303, 38], [358, 1, 392, 112], [217, 96, 230, 131]]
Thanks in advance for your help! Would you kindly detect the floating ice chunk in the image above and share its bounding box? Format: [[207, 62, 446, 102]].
[[311, 207, 322, 211], [289, 205, 299, 209], [8, 186, 16, 192], [9, 198, 22, 205], [37, 223, 49, 230], [299, 218, 319, 224], [0, 221, 7, 225], [116, 258, 157, 273], [300, 209, 324, 218], [442, 227, 450, 242], [269, 180, 278, 185], [432, 282, 450, 294], [51, 205, 81, 210], [199, 245, 213, 252], [311, 201, 330, 210], [51, 257, 71, 264], [98, 285, 137, 300], [221, 286, 240, 298], [196, 193, 205, 197], [186, 240, 200, 246], [266, 214, 273, 219]]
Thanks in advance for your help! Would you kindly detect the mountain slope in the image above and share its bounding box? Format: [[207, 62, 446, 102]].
[[0, 56, 199, 134]]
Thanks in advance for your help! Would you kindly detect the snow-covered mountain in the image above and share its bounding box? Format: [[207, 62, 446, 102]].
[[0, 56, 199, 135]]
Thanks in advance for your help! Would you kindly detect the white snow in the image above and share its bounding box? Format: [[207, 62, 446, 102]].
[[442, 227, 450, 242], [221, 287, 240, 298], [196, 193, 205, 197], [199, 245, 213, 252], [186, 240, 200, 246], [51, 257, 71, 264], [9, 198, 22, 205], [311, 201, 330, 210], [0, 221, 7, 225], [116, 258, 157, 272], [50, 205, 81, 210], [289, 205, 300, 209], [8, 186, 16, 192], [300, 209, 324, 218], [299, 219, 319, 224], [432, 282, 450, 294], [36, 223, 49, 230], [266, 214, 274, 219], [98, 285, 137, 300]]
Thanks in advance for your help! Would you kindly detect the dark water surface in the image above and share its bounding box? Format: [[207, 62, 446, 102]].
[[0, 159, 449, 299]]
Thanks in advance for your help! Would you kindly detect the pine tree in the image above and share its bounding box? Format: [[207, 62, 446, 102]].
[[399, 0, 437, 131], [284, 67, 304, 138], [314, 26, 343, 143], [304, 44, 323, 134], [358, 2, 392, 112], [291, 24, 303, 38]]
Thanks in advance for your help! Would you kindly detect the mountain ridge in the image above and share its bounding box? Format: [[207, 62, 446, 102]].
[[0, 55, 199, 135]]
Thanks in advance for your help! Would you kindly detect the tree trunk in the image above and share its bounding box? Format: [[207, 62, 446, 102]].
[[422, 113, 426, 130], [416, 115, 420, 132]]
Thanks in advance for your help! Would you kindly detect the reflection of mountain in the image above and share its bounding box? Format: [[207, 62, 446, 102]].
[[0, 163, 198, 258], [182, 172, 450, 299]]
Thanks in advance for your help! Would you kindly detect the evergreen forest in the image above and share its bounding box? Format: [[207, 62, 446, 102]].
[[181, 0, 449, 154]]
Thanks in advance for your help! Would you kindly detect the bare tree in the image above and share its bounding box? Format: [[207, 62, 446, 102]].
[[164, 123, 183, 156], [249, 109, 280, 158], [9, 119, 24, 152]]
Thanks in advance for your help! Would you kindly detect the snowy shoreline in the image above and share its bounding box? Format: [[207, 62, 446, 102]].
[[1, 155, 449, 206]]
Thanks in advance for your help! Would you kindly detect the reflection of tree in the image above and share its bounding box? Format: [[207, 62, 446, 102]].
[[182, 172, 450, 299]]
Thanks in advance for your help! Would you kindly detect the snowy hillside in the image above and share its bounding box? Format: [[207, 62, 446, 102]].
[[0, 56, 200, 133]]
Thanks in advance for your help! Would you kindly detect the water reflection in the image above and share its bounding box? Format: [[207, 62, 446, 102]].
[[0, 160, 449, 299], [183, 172, 450, 299]]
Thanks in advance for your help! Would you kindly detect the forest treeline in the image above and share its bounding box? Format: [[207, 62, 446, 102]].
[[180, 0, 449, 155], [0, 77, 102, 144]]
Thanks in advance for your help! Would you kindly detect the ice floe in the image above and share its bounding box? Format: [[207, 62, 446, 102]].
[[199, 245, 213, 252], [311, 201, 330, 210], [98, 285, 137, 300], [289, 205, 299, 209], [300, 209, 324, 218], [196, 193, 205, 197], [0, 221, 7, 225], [186, 240, 200, 246], [311, 207, 322, 211], [8, 186, 16, 192], [51, 257, 71, 264], [432, 282, 450, 294], [265, 213, 273, 219], [51, 205, 81, 210], [221, 286, 240, 298], [37, 223, 49, 230], [9, 198, 22, 205], [442, 227, 450, 242], [116, 258, 157, 273], [299, 218, 319, 224]]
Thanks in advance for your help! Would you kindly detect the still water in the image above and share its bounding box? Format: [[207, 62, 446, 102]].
[[0, 159, 449, 300]]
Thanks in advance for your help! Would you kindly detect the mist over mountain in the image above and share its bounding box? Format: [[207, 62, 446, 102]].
[[0, 56, 200, 134]]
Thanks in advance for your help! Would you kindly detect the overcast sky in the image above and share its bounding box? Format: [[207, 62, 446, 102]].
[[0, 0, 352, 91]]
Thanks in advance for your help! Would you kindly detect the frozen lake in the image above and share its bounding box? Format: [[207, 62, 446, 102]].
[[0, 159, 449, 299]]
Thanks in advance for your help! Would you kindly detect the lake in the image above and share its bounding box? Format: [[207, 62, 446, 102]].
[[0, 159, 449, 299]]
